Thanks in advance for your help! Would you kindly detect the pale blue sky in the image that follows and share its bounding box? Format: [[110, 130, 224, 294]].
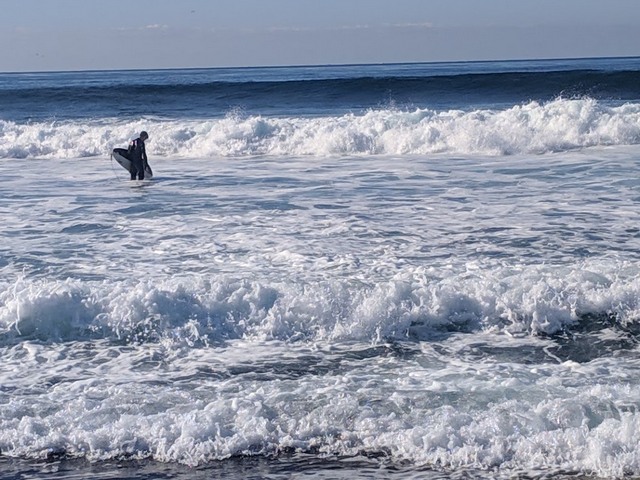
[[1, 0, 639, 72]]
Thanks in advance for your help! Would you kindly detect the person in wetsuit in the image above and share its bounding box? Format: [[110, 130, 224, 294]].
[[128, 131, 149, 180]]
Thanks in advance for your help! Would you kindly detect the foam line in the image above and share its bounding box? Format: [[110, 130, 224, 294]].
[[1, 98, 639, 159]]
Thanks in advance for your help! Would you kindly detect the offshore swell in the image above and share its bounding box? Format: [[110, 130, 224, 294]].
[[3, 58, 640, 479], [3, 60, 640, 120]]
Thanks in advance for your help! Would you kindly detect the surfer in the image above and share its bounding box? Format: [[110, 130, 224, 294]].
[[128, 131, 150, 180]]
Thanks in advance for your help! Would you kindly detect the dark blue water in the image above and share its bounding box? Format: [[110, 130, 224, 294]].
[[1, 57, 640, 121]]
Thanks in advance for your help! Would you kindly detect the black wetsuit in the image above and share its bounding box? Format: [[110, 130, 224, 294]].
[[127, 137, 148, 180]]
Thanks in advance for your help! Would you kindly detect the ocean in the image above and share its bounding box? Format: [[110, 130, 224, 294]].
[[1, 57, 640, 479]]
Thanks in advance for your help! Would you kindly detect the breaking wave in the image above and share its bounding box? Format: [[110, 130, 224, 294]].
[[1, 98, 640, 159], [2, 260, 640, 346]]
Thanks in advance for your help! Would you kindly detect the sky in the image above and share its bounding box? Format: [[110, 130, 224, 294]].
[[1, 0, 639, 72]]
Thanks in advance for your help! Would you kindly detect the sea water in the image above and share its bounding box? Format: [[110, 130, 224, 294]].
[[1, 58, 640, 479]]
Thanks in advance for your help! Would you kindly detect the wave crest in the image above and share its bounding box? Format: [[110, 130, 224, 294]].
[[2, 261, 640, 346], [2, 98, 640, 159]]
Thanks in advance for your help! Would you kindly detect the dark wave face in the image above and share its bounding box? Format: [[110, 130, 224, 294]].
[[1, 57, 640, 121]]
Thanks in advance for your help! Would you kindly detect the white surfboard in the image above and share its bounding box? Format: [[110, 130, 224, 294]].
[[112, 148, 153, 178]]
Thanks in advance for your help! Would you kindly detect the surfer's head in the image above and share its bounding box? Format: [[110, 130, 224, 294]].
[[140, 131, 149, 141]]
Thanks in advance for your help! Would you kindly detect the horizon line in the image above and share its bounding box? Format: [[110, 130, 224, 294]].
[[2, 54, 640, 76]]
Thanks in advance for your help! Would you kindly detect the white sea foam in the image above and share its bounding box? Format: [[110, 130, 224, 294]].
[[3, 129, 640, 477], [1, 98, 640, 159], [1, 328, 640, 478], [1, 260, 639, 345]]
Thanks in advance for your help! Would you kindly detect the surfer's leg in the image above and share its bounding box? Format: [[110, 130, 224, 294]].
[[131, 159, 142, 180]]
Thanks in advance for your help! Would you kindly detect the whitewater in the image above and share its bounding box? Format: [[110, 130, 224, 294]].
[[2, 58, 640, 479], [2, 97, 640, 159]]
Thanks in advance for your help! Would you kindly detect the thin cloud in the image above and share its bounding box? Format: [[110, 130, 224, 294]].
[[266, 22, 432, 33], [389, 22, 433, 29], [113, 24, 170, 32]]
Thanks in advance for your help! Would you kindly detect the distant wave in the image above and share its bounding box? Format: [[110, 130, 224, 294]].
[[2, 69, 640, 119], [1, 98, 640, 159]]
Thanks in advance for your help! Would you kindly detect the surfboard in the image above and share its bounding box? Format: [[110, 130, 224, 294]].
[[112, 148, 153, 178]]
